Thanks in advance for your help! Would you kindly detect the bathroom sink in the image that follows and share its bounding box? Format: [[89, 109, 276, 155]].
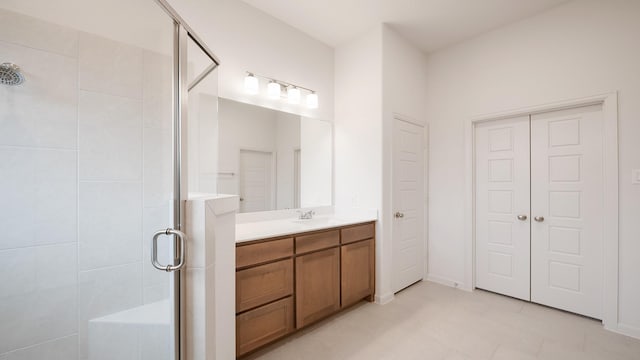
[[290, 217, 341, 226]]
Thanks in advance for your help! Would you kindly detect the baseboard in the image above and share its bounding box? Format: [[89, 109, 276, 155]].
[[607, 323, 640, 340], [374, 292, 394, 305], [425, 274, 470, 291]]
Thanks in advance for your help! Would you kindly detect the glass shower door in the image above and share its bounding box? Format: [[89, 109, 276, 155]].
[[0, 1, 184, 359]]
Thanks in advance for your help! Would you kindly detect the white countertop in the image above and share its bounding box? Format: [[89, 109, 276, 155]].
[[236, 213, 377, 243]]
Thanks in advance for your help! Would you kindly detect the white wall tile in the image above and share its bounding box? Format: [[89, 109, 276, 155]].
[[0, 148, 76, 250], [0, 42, 77, 149], [87, 323, 139, 360], [142, 205, 171, 293], [78, 33, 142, 99], [78, 262, 142, 360], [79, 182, 142, 270], [142, 51, 172, 130], [140, 324, 171, 360], [143, 283, 170, 305], [184, 267, 206, 360], [143, 128, 172, 207], [0, 9, 78, 58], [34, 150, 78, 245], [2, 335, 78, 360], [78, 91, 142, 181], [0, 244, 77, 353]]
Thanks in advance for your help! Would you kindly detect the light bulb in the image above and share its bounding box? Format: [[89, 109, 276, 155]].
[[287, 87, 301, 104], [267, 81, 281, 99], [306, 92, 318, 109], [244, 74, 259, 95]]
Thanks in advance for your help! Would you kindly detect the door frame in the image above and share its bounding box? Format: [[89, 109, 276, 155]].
[[464, 93, 619, 330], [391, 114, 429, 291]]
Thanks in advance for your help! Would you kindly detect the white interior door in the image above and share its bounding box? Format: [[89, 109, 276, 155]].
[[530, 105, 604, 319], [392, 119, 425, 293], [475, 116, 531, 301], [239, 150, 274, 212]]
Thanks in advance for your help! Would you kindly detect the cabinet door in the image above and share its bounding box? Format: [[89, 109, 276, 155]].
[[295, 247, 340, 328], [236, 297, 294, 356], [341, 239, 375, 307]]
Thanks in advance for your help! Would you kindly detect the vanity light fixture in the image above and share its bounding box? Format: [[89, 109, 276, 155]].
[[267, 80, 281, 99], [287, 86, 301, 104], [244, 73, 259, 95], [306, 92, 318, 109], [244, 71, 318, 109]]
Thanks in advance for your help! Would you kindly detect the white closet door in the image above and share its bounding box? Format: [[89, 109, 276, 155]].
[[530, 105, 604, 319], [475, 116, 531, 301], [392, 119, 425, 292]]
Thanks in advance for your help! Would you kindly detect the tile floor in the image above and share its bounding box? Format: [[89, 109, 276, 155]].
[[246, 281, 640, 360]]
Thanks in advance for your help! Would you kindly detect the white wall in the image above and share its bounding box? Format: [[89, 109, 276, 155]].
[[424, 0, 640, 337], [166, 0, 334, 121], [334, 25, 386, 300], [335, 24, 428, 302], [381, 25, 429, 289]]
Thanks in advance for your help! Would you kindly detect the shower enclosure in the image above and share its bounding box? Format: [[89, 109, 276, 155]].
[[0, 0, 219, 359]]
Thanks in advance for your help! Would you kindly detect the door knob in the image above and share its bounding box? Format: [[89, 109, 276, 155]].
[[517, 215, 528, 221], [534, 216, 545, 222], [394, 212, 404, 218]]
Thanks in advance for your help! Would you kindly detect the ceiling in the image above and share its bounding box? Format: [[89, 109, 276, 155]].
[[241, 0, 570, 53]]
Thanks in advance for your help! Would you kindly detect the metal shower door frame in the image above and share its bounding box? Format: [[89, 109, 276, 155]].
[[153, 1, 220, 359]]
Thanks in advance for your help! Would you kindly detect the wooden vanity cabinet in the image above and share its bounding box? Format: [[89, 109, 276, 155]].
[[236, 221, 375, 357]]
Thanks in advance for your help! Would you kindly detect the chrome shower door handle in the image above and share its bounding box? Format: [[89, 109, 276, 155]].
[[151, 228, 187, 272]]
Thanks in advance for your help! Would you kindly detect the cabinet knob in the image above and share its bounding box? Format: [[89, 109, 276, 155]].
[[394, 212, 404, 218], [517, 215, 527, 221], [534, 216, 545, 222]]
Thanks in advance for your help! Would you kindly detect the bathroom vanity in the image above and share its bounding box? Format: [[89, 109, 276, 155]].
[[235, 220, 376, 357]]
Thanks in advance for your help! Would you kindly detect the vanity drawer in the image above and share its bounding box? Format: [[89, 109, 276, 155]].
[[236, 296, 294, 356], [341, 223, 375, 244], [236, 237, 293, 268], [295, 230, 340, 254], [236, 259, 293, 313]]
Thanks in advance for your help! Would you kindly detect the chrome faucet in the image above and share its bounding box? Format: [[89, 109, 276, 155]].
[[297, 210, 315, 220]]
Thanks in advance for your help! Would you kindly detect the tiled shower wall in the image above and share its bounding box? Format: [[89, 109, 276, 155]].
[[0, 9, 172, 359]]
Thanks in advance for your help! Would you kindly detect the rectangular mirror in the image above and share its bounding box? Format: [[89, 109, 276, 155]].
[[217, 98, 332, 213]]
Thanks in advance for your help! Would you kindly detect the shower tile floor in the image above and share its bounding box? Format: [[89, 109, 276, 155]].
[[246, 281, 640, 360]]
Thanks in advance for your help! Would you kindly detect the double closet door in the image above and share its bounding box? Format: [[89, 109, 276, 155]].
[[475, 104, 604, 319]]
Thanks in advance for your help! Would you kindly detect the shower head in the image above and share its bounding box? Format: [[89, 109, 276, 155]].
[[0, 63, 25, 86]]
